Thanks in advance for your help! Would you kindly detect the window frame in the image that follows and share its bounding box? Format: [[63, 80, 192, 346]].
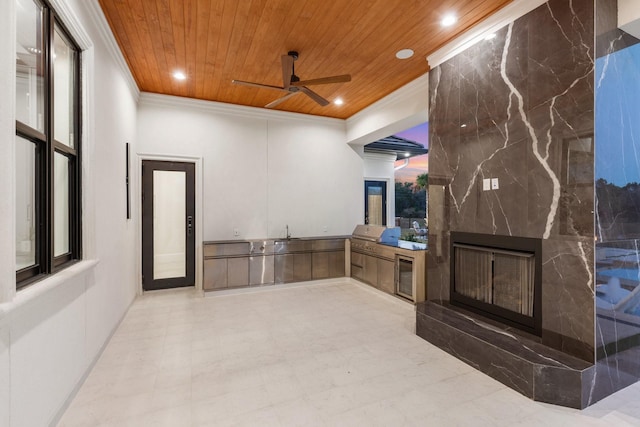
[[15, 0, 82, 287]]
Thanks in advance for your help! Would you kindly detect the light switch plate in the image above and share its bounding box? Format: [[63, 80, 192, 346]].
[[491, 178, 499, 190], [483, 178, 491, 191], [233, 228, 239, 236]]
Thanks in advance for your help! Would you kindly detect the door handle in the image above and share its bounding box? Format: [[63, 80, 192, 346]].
[[187, 216, 193, 236]]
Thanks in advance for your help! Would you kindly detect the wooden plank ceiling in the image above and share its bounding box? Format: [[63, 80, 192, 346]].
[[98, 0, 512, 119]]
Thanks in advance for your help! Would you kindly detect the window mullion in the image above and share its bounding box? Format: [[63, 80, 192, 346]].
[[43, 6, 54, 274], [72, 49, 82, 260]]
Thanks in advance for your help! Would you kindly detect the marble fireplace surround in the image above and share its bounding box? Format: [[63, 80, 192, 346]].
[[419, 0, 640, 409], [417, 302, 594, 409], [449, 231, 542, 336]]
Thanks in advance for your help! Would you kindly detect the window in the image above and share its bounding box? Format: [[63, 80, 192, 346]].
[[15, 0, 81, 286]]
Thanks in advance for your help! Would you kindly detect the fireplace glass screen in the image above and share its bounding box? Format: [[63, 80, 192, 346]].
[[453, 245, 535, 317]]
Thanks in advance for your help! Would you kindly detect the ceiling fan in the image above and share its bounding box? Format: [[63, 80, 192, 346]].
[[232, 51, 351, 108]]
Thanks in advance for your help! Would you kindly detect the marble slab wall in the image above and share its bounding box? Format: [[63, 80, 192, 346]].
[[428, 0, 595, 361], [594, 0, 640, 402]]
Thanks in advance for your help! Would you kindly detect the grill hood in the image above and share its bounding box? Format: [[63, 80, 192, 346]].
[[351, 225, 400, 244]]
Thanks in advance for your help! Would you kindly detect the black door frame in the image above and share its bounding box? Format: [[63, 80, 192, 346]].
[[364, 180, 387, 226], [142, 160, 196, 291]]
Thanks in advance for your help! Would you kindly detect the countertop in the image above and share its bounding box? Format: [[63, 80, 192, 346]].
[[379, 240, 428, 251], [204, 235, 351, 244]]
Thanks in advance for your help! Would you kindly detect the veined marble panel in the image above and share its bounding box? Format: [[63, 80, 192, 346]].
[[428, 0, 595, 361], [423, 0, 640, 407], [416, 301, 595, 408]]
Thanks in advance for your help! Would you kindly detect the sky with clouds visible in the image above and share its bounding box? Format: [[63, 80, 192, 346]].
[[394, 122, 428, 183]]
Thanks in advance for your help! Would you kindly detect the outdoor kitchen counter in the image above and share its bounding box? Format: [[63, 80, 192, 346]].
[[203, 237, 348, 290], [203, 235, 350, 244], [379, 240, 428, 252]]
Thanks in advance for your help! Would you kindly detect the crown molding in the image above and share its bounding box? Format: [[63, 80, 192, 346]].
[[346, 73, 429, 124], [84, 0, 140, 101], [139, 92, 347, 127], [427, 0, 549, 68], [48, 0, 92, 49]]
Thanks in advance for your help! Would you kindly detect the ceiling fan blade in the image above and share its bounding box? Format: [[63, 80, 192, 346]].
[[291, 74, 351, 86], [232, 79, 288, 92], [281, 55, 294, 89], [299, 86, 329, 106], [265, 92, 298, 108]]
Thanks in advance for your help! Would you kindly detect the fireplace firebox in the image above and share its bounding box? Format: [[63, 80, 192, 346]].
[[450, 232, 542, 335]]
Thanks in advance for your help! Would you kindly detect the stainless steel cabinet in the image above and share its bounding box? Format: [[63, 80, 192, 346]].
[[377, 258, 395, 294], [313, 251, 345, 279], [250, 255, 274, 285], [349, 242, 426, 303], [312, 252, 330, 279], [293, 253, 312, 282], [351, 252, 364, 281], [227, 257, 249, 287], [205, 238, 346, 290], [274, 254, 294, 283], [363, 254, 378, 286], [331, 251, 346, 277], [203, 257, 249, 290], [204, 258, 228, 290], [275, 253, 312, 283]]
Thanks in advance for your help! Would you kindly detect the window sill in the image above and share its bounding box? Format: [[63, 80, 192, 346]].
[[1, 259, 99, 318]]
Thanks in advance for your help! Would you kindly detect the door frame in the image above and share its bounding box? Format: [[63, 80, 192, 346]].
[[136, 153, 203, 294], [364, 179, 390, 226]]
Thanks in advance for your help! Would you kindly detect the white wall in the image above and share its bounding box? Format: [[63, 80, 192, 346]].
[[0, 0, 139, 425], [137, 94, 363, 241]]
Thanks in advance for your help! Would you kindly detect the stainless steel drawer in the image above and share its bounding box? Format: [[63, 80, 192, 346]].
[[203, 242, 250, 257], [311, 239, 345, 251]]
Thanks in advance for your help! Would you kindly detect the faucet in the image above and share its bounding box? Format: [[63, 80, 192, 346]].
[[286, 224, 291, 240]]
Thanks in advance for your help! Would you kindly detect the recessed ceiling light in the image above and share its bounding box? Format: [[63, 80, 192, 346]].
[[441, 14, 457, 27], [395, 49, 414, 59], [26, 46, 41, 55], [484, 33, 496, 40], [404, 152, 410, 157], [334, 98, 344, 106], [173, 71, 186, 81], [461, 124, 467, 128]]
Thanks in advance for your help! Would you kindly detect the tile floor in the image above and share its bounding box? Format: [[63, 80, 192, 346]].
[[57, 280, 640, 426]]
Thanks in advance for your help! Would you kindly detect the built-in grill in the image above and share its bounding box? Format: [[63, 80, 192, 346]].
[[350, 224, 400, 251], [350, 225, 425, 303]]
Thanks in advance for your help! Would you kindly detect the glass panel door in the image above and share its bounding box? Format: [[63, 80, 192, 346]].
[[396, 256, 413, 299], [364, 180, 387, 226], [142, 160, 195, 291]]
